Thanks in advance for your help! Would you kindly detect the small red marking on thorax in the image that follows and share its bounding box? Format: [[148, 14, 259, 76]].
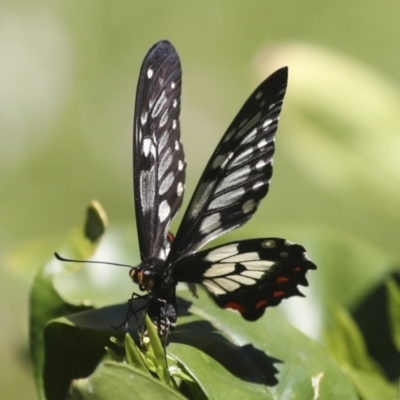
[[167, 232, 175, 242]]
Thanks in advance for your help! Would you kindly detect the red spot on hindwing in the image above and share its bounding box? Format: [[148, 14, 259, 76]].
[[255, 300, 267, 309], [276, 277, 289, 284], [293, 267, 301, 273], [225, 302, 246, 314], [273, 291, 285, 298]]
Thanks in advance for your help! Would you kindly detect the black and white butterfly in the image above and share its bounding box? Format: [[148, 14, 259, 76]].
[[129, 40, 316, 337]]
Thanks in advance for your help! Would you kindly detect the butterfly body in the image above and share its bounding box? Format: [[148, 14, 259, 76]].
[[130, 40, 316, 338], [130, 256, 178, 334]]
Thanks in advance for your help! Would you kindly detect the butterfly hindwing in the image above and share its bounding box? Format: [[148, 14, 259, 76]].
[[168, 68, 288, 260], [134, 41, 186, 260], [172, 238, 316, 320]]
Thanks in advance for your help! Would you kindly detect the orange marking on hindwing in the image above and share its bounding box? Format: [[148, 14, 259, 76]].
[[273, 291, 285, 298], [276, 277, 289, 284], [255, 300, 267, 309]]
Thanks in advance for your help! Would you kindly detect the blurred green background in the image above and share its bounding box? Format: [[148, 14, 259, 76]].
[[2, 1, 400, 399]]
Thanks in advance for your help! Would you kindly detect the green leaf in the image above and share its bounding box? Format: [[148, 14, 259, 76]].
[[69, 362, 187, 400], [386, 278, 400, 353], [124, 333, 150, 374], [29, 201, 107, 400], [345, 368, 398, 400], [143, 314, 169, 384], [324, 302, 397, 399], [172, 291, 359, 399], [324, 303, 381, 372]]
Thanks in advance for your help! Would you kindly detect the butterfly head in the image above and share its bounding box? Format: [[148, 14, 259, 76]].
[[130, 258, 165, 292]]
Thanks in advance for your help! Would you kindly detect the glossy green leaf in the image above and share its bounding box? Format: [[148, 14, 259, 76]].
[[69, 362, 187, 400], [124, 333, 150, 374], [345, 368, 397, 400], [29, 201, 107, 400], [171, 291, 359, 399], [143, 314, 169, 384], [324, 302, 397, 399], [324, 303, 381, 372], [387, 278, 400, 353]]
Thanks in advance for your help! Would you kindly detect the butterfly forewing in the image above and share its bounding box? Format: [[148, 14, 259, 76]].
[[172, 238, 316, 320], [169, 68, 288, 260], [134, 41, 186, 260]]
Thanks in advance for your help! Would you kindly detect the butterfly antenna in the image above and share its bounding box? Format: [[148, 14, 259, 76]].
[[54, 252, 134, 269]]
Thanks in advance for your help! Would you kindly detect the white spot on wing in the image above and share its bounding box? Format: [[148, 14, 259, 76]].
[[242, 260, 274, 270], [224, 252, 260, 263], [159, 109, 168, 127], [214, 277, 240, 291], [223, 127, 236, 143], [228, 275, 256, 285], [173, 99, 177, 108], [200, 213, 221, 234], [212, 154, 227, 169], [158, 200, 170, 223], [205, 243, 239, 262], [262, 240, 276, 248], [178, 160, 184, 171], [171, 81, 176, 89], [235, 112, 261, 139], [152, 90, 167, 118], [241, 128, 258, 145], [158, 148, 172, 178], [172, 119, 177, 129], [230, 148, 253, 168], [202, 279, 226, 295], [140, 168, 155, 213], [242, 199, 256, 213], [241, 270, 265, 279], [252, 181, 264, 191], [188, 180, 216, 218], [143, 138, 152, 157], [147, 68, 153, 79], [141, 111, 148, 126], [255, 91, 263, 99], [255, 160, 266, 170], [208, 188, 245, 210], [159, 131, 169, 153], [203, 263, 236, 277], [175, 140, 179, 150], [216, 165, 250, 194], [263, 119, 272, 128], [177, 182, 184, 196], [159, 172, 174, 195], [257, 139, 268, 149]]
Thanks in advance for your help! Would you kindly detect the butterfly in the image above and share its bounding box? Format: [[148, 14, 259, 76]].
[[129, 40, 316, 337]]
